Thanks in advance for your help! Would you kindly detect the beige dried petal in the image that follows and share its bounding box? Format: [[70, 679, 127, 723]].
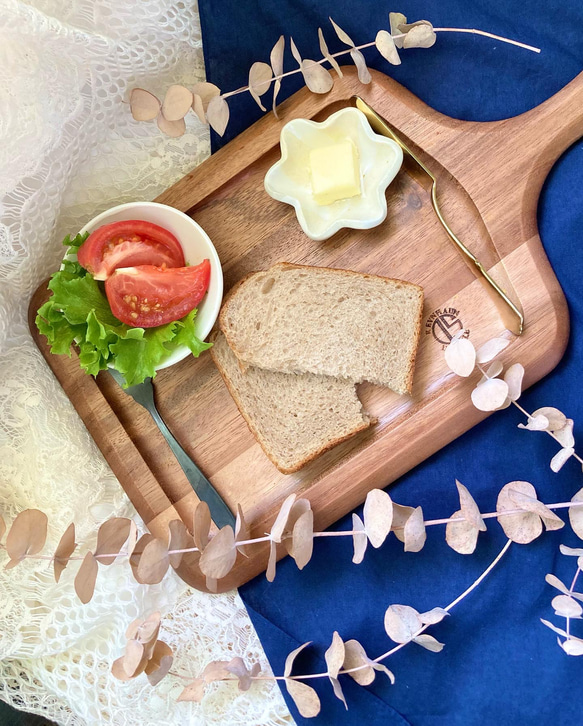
[[476, 337, 510, 364], [290, 37, 303, 66], [392, 503, 415, 543], [191, 81, 220, 109], [552, 595, 583, 618], [496, 481, 542, 544], [329, 17, 355, 46], [506, 487, 564, 531], [329, 676, 347, 709], [248, 61, 273, 111], [136, 538, 169, 584], [384, 604, 422, 643], [479, 360, 504, 383], [177, 679, 206, 702], [291, 510, 314, 570], [199, 526, 236, 579], [554, 419, 575, 448], [271, 493, 297, 543], [404, 506, 426, 552], [390, 12, 407, 48], [226, 656, 253, 691], [456, 480, 486, 531], [235, 504, 251, 557], [53, 522, 76, 583], [402, 23, 437, 49], [202, 660, 231, 683], [193, 501, 211, 552], [74, 551, 98, 604], [342, 639, 375, 686], [446, 510, 480, 555], [569, 488, 583, 539], [123, 639, 145, 677], [375, 29, 401, 65], [285, 679, 321, 718], [325, 631, 345, 679], [471, 378, 509, 411], [562, 638, 583, 656], [551, 447, 574, 473], [445, 337, 476, 377], [266, 539, 277, 582], [161, 85, 193, 121], [363, 489, 393, 548], [284, 641, 312, 678], [6, 509, 48, 562], [168, 519, 192, 569], [352, 513, 368, 564], [192, 94, 206, 124], [318, 28, 343, 77], [95, 517, 131, 566], [129, 88, 161, 121], [419, 607, 449, 625], [206, 95, 229, 137], [270, 35, 285, 115], [413, 634, 445, 652], [504, 363, 524, 401], [532, 407, 567, 431], [518, 414, 550, 431], [284, 499, 311, 556], [301, 60, 334, 94], [350, 48, 371, 84], [157, 113, 186, 138]]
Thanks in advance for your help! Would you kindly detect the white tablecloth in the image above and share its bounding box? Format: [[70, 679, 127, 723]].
[[0, 1, 291, 723]]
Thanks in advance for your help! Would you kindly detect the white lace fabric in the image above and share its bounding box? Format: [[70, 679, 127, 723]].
[[0, 1, 292, 723]]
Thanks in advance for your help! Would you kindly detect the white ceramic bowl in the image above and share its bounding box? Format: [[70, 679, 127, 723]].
[[264, 107, 403, 241], [79, 201, 223, 370]]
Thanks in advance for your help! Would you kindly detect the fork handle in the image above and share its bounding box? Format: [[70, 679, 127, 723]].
[[147, 404, 236, 529]]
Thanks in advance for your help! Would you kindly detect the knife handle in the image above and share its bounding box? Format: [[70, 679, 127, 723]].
[[147, 405, 236, 529]]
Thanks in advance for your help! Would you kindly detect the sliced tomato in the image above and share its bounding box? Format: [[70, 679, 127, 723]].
[[77, 220, 185, 280], [105, 260, 211, 328]]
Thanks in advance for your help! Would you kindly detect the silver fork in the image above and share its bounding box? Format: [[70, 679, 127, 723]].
[[109, 369, 235, 528]]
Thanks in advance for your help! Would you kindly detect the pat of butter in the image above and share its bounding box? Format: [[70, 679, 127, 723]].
[[309, 139, 361, 206]]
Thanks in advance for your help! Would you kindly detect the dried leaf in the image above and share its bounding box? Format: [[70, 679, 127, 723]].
[[6, 509, 48, 562], [129, 88, 160, 121], [168, 519, 192, 569], [285, 679, 321, 718], [413, 634, 445, 652], [129, 533, 154, 582], [95, 517, 131, 566], [248, 61, 273, 111], [206, 95, 229, 136], [562, 638, 583, 655], [127, 611, 161, 643], [392, 503, 415, 543], [506, 487, 564, 531], [226, 656, 255, 691], [177, 679, 205, 702], [329, 17, 355, 46], [271, 493, 297, 543], [404, 506, 426, 552], [318, 28, 343, 77], [193, 501, 211, 552], [480, 360, 504, 383], [545, 573, 572, 596], [445, 337, 476, 377], [551, 447, 574, 473], [371, 661, 395, 683], [540, 618, 569, 638], [419, 607, 449, 625], [518, 414, 550, 432], [270, 35, 285, 115], [350, 49, 371, 84], [476, 337, 510, 364], [363, 489, 393, 548], [390, 12, 408, 48], [191, 94, 206, 124], [375, 29, 401, 65], [402, 23, 437, 49], [301, 60, 334, 94], [161, 84, 193, 121], [111, 655, 138, 682], [266, 539, 277, 582], [136, 538, 169, 584], [325, 631, 345, 680], [192, 82, 220, 110], [471, 378, 509, 411], [554, 419, 575, 448], [504, 363, 524, 401], [123, 639, 145, 677], [235, 504, 251, 557], [384, 604, 422, 643], [569, 488, 583, 539], [456, 480, 486, 531], [199, 526, 236, 579], [446, 510, 480, 555], [532, 407, 567, 431], [552, 595, 583, 618], [560, 545, 583, 557], [157, 113, 186, 138], [291, 510, 314, 570], [352, 513, 368, 564], [284, 499, 311, 556], [290, 37, 303, 66], [497, 481, 542, 544], [126, 521, 139, 558], [284, 641, 312, 678], [206, 576, 218, 593], [74, 551, 98, 604], [202, 660, 231, 683], [53, 523, 76, 583], [329, 676, 348, 709], [343, 639, 375, 686]]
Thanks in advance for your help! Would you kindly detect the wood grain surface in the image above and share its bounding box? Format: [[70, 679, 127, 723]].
[[29, 67, 581, 592]]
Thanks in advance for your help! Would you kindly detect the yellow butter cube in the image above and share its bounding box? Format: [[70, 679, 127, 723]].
[[309, 139, 361, 206]]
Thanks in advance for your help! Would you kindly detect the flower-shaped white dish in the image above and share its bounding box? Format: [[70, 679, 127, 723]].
[[264, 107, 403, 241], [78, 201, 223, 370]]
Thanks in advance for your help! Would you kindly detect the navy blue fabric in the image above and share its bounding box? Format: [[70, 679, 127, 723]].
[[198, 2, 583, 724]]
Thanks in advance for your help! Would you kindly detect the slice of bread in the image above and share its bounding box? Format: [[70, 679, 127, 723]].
[[219, 262, 424, 395], [210, 331, 371, 474]]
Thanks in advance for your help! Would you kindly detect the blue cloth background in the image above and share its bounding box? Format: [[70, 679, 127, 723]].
[[198, 2, 583, 724]]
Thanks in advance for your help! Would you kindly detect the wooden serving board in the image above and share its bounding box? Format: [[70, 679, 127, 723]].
[[30, 67, 581, 592]]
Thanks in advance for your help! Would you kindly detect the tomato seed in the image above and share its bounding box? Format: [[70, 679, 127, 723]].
[[130, 312, 138, 319]]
